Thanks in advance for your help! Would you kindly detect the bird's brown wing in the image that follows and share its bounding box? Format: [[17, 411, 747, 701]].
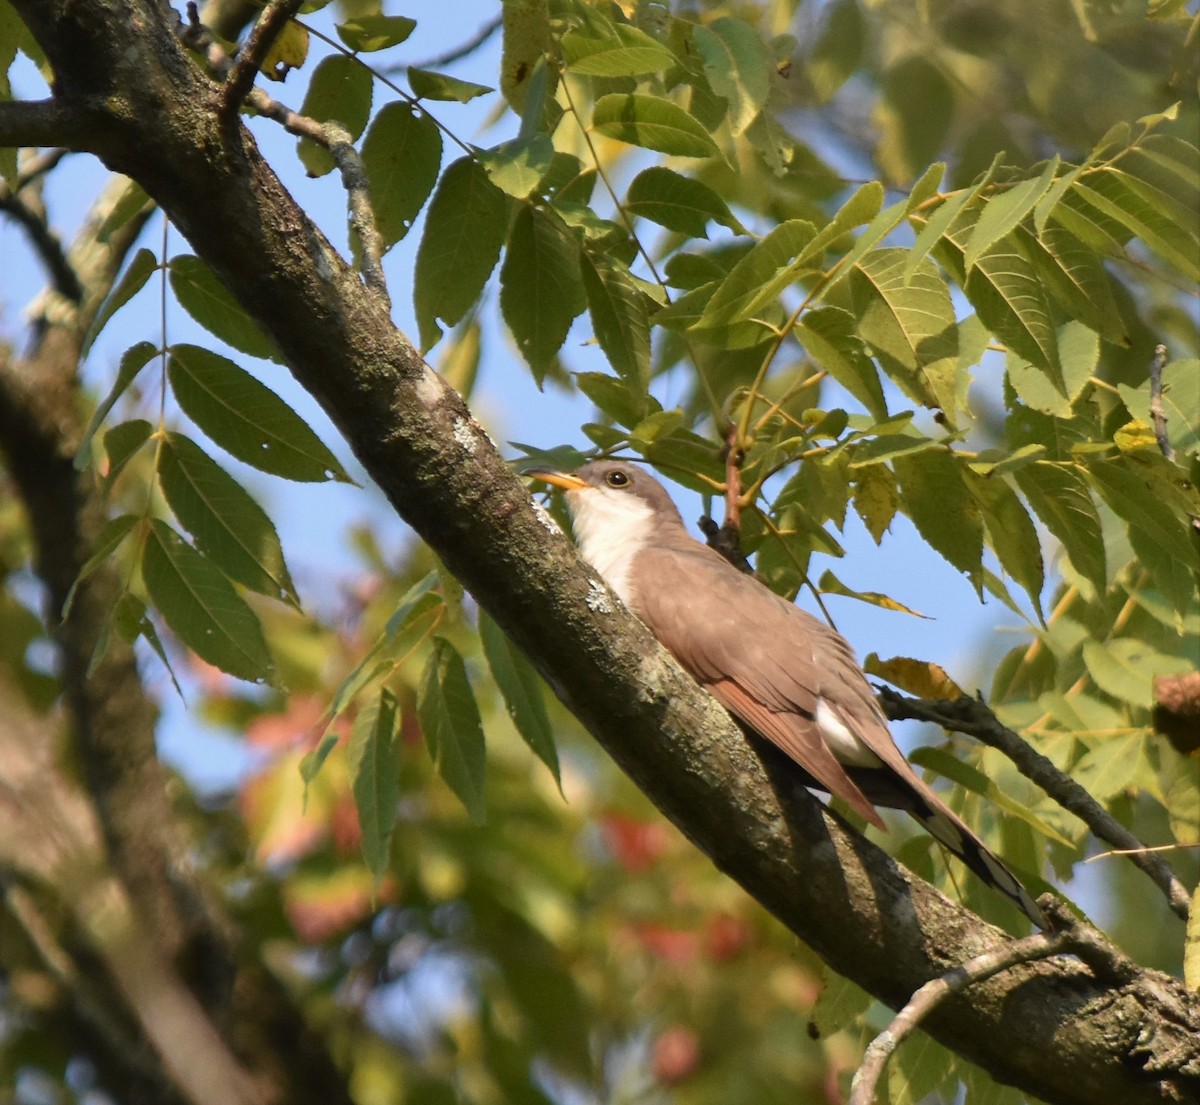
[[630, 543, 887, 827], [631, 543, 1047, 927]]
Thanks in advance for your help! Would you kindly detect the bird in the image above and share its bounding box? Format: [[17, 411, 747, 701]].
[[531, 459, 1046, 928]]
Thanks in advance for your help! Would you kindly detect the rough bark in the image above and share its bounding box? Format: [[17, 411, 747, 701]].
[[0, 2, 1196, 1104]]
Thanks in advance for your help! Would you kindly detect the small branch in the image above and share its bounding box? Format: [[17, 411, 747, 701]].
[[0, 182, 83, 302], [248, 101, 389, 304], [878, 688, 1192, 923], [220, 0, 305, 119], [699, 431, 753, 574], [850, 930, 1069, 1105], [179, 6, 389, 304], [1149, 344, 1175, 462]]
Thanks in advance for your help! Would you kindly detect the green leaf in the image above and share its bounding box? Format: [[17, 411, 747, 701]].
[[62, 514, 140, 619], [499, 205, 585, 380], [1013, 462, 1106, 597], [477, 609, 561, 790], [85, 587, 181, 696], [258, 20, 307, 80], [141, 518, 274, 683], [693, 17, 771, 135], [811, 967, 871, 1037], [1119, 359, 1200, 458], [850, 463, 899, 543], [1077, 168, 1200, 279], [625, 167, 745, 238], [101, 419, 153, 489], [963, 157, 1059, 272], [1088, 460, 1198, 567], [417, 637, 487, 824], [346, 688, 401, 880], [168, 344, 350, 482], [817, 569, 925, 616], [168, 256, 279, 361], [575, 371, 647, 429], [850, 249, 960, 424], [335, 14, 415, 52], [362, 102, 442, 249], [592, 93, 722, 160], [407, 67, 493, 103], [940, 225, 1062, 381], [963, 470, 1044, 618], [581, 252, 649, 392], [893, 450, 982, 586], [848, 430, 939, 466], [795, 307, 887, 420], [823, 168, 943, 290], [1186, 884, 1200, 992], [1021, 224, 1127, 346], [1073, 733, 1151, 801], [95, 180, 153, 244], [696, 220, 816, 329], [296, 55, 373, 173], [414, 157, 508, 350], [156, 432, 298, 605], [562, 23, 676, 77], [1005, 321, 1098, 417], [1083, 639, 1190, 709], [77, 341, 157, 467], [903, 185, 980, 282], [326, 575, 443, 723], [83, 248, 157, 356], [478, 133, 555, 199]]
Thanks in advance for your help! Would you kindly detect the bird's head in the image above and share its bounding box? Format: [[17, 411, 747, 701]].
[[526, 461, 687, 593]]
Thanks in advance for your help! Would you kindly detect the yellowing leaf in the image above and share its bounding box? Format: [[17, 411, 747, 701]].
[[863, 654, 965, 700]]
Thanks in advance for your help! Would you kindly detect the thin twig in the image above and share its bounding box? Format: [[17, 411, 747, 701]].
[[386, 13, 502, 74], [878, 688, 1191, 922], [850, 931, 1068, 1105], [220, 0, 306, 119], [1149, 343, 1175, 462]]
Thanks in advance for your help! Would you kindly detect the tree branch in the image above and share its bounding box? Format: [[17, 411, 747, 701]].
[[878, 688, 1192, 923], [0, 180, 83, 301], [0, 98, 88, 148]]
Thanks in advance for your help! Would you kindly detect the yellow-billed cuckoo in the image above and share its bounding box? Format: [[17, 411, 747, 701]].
[[532, 460, 1045, 928]]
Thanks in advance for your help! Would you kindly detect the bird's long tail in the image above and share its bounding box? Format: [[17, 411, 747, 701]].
[[904, 787, 1046, 928]]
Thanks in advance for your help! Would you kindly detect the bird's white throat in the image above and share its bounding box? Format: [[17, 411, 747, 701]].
[[567, 487, 657, 608]]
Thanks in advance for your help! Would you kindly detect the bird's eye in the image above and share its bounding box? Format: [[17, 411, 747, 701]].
[[605, 470, 629, 488]]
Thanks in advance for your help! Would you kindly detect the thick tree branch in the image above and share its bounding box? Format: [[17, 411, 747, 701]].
[[7, 2, 1197, 1103]]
